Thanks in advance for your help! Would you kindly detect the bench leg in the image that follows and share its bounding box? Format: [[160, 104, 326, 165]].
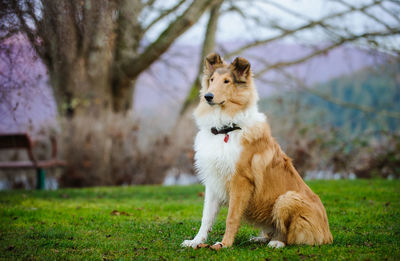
[[36, 168, 46, 190]]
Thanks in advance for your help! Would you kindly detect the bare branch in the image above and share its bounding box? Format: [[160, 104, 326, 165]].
[[181, 1, 222, 114], [263, 59, 400, 120], [334, 0, 392, 30], [143, 0, 156, 7], [11, 0, 43, 57], [254, 29, 400, 77], [379, 3, 400, 23], [225, 0, 383, 58], [263, 0, 311, 22], [121, 0, 223, 79], [143, 0, 186, 32]]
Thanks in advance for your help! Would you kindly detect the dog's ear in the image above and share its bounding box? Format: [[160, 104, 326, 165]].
[[230, 57, 251, 83], [204, 53, 224, 74]]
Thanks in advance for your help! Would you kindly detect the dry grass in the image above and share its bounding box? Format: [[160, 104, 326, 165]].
[[58, 113, 180, 187]]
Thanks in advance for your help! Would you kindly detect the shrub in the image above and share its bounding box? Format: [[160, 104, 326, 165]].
[[58, 113, 178, 187]]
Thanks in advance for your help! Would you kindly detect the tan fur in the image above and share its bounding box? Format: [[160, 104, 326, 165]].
[[195, 54, 258, 119], [197, 53, 333, 248]]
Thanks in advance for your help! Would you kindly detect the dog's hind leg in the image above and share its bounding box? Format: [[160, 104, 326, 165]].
[[270, 191, 332, 247]]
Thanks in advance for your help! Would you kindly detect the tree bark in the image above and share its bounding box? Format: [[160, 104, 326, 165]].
[[111, 77, 136, 113], [111, 0, 142, 113], [38, 0, 117, 117]]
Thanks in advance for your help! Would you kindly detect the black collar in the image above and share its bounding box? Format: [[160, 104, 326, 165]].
[[211, 123, 241, 135]]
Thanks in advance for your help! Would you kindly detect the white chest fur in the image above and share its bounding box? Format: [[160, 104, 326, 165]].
[[194, 129, 243, 202], [193, 105, 267, 203]]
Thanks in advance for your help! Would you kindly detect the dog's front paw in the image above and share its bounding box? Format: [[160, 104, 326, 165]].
[[181, 239, 204, 249], [210, 242, 224, 251], [267, 240, 285, 248]]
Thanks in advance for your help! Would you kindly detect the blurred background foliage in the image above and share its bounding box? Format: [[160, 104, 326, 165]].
[[0, 0, 399, 189], [261, 60, 400, 178]]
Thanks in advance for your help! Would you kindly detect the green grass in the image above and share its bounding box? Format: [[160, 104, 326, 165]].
[[0, 180, 399, 260]]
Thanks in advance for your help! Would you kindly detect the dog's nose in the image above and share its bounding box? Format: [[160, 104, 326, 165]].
[[204, 92, 214, 102]]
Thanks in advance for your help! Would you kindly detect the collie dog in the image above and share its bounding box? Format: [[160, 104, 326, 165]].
[[182, 53, 333, 250]]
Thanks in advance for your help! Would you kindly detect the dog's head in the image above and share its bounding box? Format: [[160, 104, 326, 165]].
[[197, 53, 258, 117]]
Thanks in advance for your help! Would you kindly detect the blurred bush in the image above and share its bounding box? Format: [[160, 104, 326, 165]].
[[352, 133, 400, 179], [268, 114, 400, 179], [58, 113, 179, 187]]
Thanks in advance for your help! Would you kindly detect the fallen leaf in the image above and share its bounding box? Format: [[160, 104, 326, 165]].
[[198, 192, 205, 197], [111, 210, 120, 216], [110, 210, 131, 216], [364, 241, 373, 247]]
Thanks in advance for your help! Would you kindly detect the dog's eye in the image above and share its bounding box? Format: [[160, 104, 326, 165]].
[[224, 79, 230, 84], [210, 78, 214, 82]]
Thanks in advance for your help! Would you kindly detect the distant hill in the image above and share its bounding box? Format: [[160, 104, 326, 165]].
[[260, 60, 400, 136]]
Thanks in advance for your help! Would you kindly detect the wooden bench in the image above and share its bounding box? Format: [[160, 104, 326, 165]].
[[0, 133, 66, 189]]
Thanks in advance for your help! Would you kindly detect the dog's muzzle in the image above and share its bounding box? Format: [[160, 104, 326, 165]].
[[204, 92, 214, 102]]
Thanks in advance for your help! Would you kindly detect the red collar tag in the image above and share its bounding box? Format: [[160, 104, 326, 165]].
[[224, 134, 229, 143]]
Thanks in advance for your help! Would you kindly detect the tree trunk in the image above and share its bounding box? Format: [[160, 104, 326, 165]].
[[111, 77, 136, 113], [41, 0, 117, 117], [50, 57, 114, 118], [169, 2, 222, 175], [111, 0, 142, 113], [180, 2, 222, 114]]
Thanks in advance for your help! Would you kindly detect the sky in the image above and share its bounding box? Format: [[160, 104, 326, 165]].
[[143, 0, 400, 51]]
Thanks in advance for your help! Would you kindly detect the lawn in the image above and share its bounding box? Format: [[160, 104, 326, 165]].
[[0, 180, 399, 260]]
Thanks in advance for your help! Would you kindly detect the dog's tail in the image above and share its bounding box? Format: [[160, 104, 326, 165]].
[[272, 191, 333, 245]]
